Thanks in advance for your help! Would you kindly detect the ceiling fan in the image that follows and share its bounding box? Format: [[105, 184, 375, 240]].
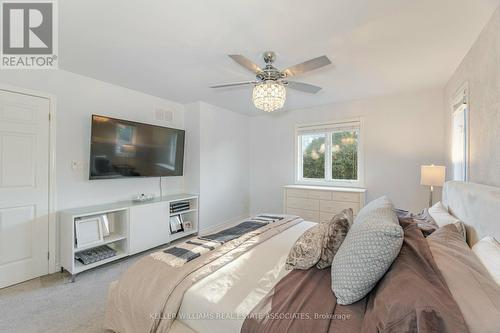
[[210, 51, 332, 112]]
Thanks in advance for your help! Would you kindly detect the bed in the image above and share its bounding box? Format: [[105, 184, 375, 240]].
[[175, 221, 315, 333], [104, 181, 500, 333]]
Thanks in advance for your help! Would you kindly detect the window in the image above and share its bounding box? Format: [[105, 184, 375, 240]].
[[296, 120, 363, 186], [451, 84, 469, 181]]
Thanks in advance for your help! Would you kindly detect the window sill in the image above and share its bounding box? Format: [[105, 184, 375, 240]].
[[294, 180, 366, 190], [286, 184, 366, 192]]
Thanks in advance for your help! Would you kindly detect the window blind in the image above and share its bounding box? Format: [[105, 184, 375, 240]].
[[297, 121, 360, 135]]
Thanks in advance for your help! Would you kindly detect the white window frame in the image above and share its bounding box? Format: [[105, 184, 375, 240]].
[[451, 83, 470, 181], [295, 118, 365, 188]]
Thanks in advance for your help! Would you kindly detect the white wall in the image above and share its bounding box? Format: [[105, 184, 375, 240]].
[[184, 102, 201, 195], [0, 70, 185, 211], [184, 102, 250, 231], [445, 6, 500, 186], [249, 89, 445, 213], [0, 70, 447, 270]]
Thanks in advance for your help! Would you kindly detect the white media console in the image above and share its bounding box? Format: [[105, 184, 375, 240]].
[[59, 193, 198, 281]]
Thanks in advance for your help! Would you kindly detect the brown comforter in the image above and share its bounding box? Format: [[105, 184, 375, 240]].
[[241, 267, 366, 333], [242, 219, 468, 333]]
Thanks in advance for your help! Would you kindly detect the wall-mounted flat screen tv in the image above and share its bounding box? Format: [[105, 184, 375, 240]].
[[89, 115, 185, 179]]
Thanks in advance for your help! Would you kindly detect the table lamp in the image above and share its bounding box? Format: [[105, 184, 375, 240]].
[[421, 165, 446, 207]]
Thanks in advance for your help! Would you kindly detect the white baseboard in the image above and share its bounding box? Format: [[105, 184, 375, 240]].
[[198, 214, 250, 235]]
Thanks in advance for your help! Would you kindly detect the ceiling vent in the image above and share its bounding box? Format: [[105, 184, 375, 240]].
[[155, 108, 174, 123]]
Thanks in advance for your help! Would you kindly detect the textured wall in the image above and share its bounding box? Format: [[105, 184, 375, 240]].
[[445, 6, 500, 186]]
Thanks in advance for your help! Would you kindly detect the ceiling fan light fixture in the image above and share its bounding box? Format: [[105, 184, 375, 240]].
[[252, 80, 286, 112]]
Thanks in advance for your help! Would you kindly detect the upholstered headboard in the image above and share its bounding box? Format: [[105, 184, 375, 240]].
[[442, 181, 500, 246]]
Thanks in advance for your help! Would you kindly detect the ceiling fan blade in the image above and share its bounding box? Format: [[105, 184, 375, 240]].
[[228, 55, 263, 74], [281, 56, 332, 77], [285, 81, 322, 94], [210, 81, 257, 88]]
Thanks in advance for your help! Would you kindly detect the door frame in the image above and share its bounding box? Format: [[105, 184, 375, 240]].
[[0, 83, 58, 274]]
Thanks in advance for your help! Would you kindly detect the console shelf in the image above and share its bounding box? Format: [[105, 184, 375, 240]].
[[74, 233, 127, 252], [74, 249, 128, 274], [169, 229, 198, 242], [59, 193, 199, 281], [170, 208, 197, 217]]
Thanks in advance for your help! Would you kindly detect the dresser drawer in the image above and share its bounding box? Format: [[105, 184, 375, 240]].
[[308, 190, 332, 200], [319, 212, 334, 223], [287, 189, 332, 200], [286, 189, 309, 198], [286, 196, 320, 211], [320, 200, 360, 214], [286, 207, 320, 222], [333, 192, 360, 203]]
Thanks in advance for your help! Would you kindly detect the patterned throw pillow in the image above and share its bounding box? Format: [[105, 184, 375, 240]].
[[285, 223, 327, 270], [316, 209, 353, 269], [331, 196, 403, 305]]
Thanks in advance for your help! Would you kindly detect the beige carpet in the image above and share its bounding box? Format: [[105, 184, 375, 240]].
[[0, 251, 149, 333]]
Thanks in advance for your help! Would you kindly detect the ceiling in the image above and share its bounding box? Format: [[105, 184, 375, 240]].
[[60, 0, 500, 115]]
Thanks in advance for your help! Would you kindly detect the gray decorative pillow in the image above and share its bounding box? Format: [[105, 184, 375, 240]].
[[331, 196, 403, 305], [316, 209, 353, 269], [285, 223, 327, 270]]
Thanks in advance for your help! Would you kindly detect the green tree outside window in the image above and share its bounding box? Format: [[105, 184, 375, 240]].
[[332, 131, 358, 180], [301, 130, 358, 180], [302, 134, 325, 178]]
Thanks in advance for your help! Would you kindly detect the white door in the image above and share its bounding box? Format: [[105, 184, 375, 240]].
[[0, 89, 50, 289]]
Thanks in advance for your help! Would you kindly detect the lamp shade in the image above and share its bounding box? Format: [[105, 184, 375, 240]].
[[420, 165, 446, 187]]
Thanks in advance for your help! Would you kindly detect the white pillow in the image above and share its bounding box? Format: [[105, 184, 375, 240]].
[[428, 201, 460, 227], [428, 201, 466, 239], [472, 237, 500, 287]]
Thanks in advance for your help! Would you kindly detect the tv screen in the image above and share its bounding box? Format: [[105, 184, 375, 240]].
[[89, 115, 185, 179]]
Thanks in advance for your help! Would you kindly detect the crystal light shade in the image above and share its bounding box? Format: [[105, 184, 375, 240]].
[[252, 80, 286, 112]]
